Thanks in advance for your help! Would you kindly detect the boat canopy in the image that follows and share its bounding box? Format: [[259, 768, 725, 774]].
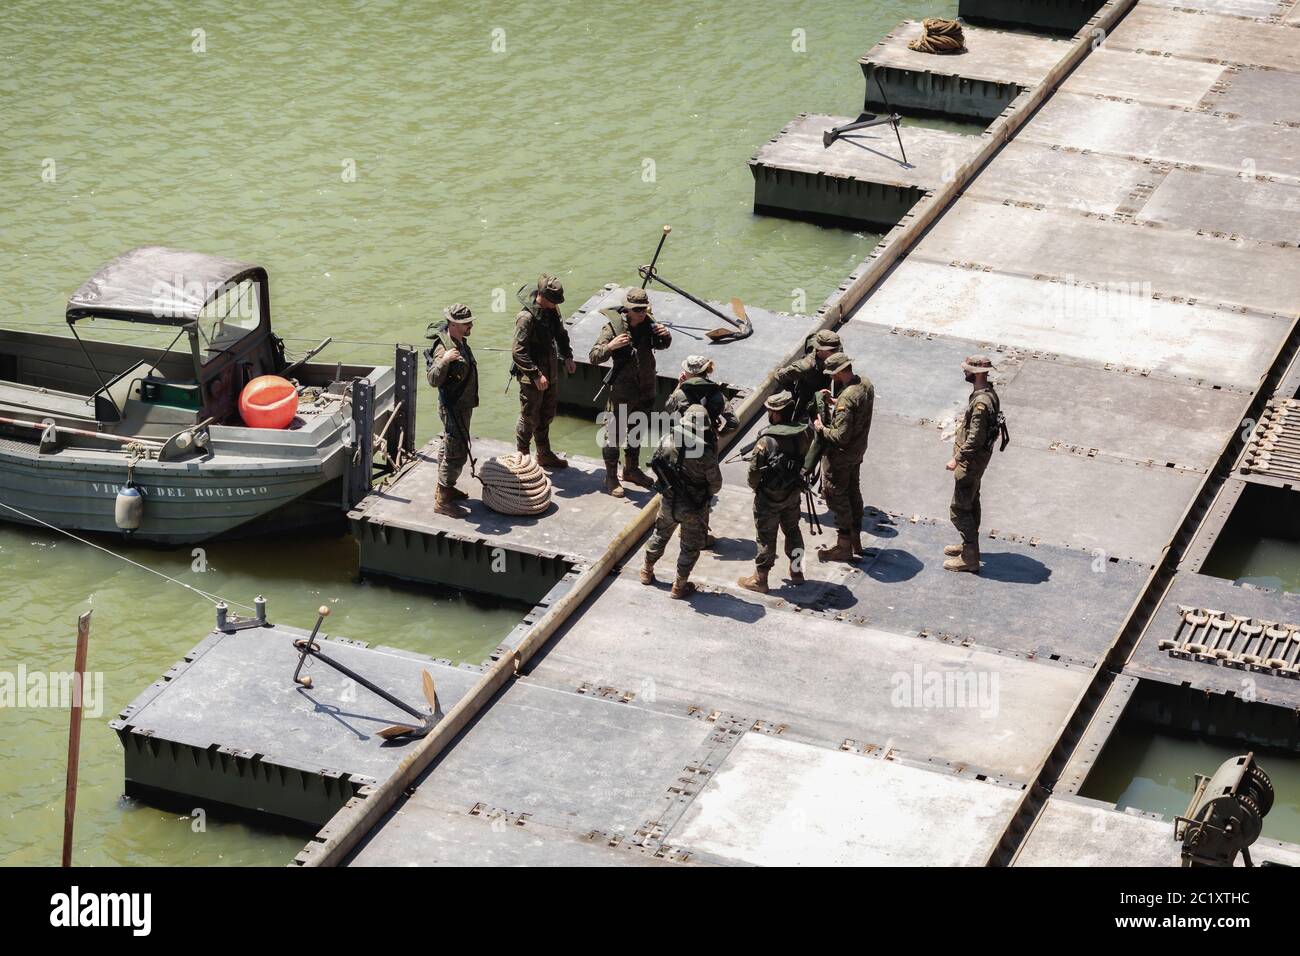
[[65, 246, 269, 326]]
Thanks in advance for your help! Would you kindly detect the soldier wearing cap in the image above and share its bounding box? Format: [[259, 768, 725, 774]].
[[425, 304, 478, 517], [589, 287, 672, 497], [776, 329, 841, 423], [810, 352, 874, 562], [738, 391, 813, 594], [512, 272, 575, 470], [639, 404, 723, 600], [945, 355, 1001, 573], [665, 355, 739, 448]]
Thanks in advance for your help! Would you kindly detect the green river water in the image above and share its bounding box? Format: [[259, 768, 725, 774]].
[[0, 0, 965, 866]]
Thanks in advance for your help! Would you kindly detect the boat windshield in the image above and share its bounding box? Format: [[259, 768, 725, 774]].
[[197, 278, 262, 357]]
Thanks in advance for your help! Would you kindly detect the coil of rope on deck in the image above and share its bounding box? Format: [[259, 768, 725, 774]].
[[478, 452, 553, 516], [908, 17, 966, 54]]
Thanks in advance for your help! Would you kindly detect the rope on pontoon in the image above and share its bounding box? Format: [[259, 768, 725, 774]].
[[477, 453, 553, 516], [908, 17, 966, 54]]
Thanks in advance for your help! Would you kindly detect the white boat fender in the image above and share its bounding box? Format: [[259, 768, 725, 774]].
[[114, 485, 144, 532]]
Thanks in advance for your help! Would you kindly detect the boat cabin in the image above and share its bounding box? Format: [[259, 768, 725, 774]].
[[0, 247, 288, 438]]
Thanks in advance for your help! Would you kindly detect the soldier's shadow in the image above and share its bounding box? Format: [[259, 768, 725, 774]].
[[681, 588, 768, 624], [976, 551, 1052, 584]]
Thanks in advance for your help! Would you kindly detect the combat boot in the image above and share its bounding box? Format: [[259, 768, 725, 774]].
[[621, 464, 654, 489], [670, 576, 696, 599], [639, 560, 656, 586], [818, 532, 856, 563], [943, 543, 964, 556], [604, 462, 625, 498], [447, 485, 469, 501], [737, 570, 769, 594], [789, 560, 805, 584], [434, 484, 468, 518], [943, 545, 981, 573], [536, 449, 568, 470]]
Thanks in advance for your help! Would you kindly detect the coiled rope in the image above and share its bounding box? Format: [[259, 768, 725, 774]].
[[908, 17, 966, 54], [478, 453, 553, 516]]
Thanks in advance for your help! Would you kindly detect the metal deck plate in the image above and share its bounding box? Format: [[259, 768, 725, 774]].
[[1014, 794, 1300, 866], [751, 113, 981, 191], [349, 798, 681, 866], [1143, 0, 1291, 17], [916, 199, 1300, 313], [855, 415, 1202, 564], [1107, 5, 1300, 72], [847, 261, 1289, 388], [862, 19, 1069, 87], [817, 514, 1150, 666], [526, 576, 1090, 780], [1205, 66, 1300, 126], [1126, 571, 1300, 709], [996, 356, 1247, 469], [1062, 47, 1227, 106], [360, 678, 716, 838], [1022, 91, 1300, 181], [667, 734, 1024, 866], [967, 140, 1157, 215], [1138, 168, 1300, 245], [111, 626, 481, 822]]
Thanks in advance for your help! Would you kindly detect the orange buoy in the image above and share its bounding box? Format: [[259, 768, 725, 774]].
[[239, 375, 299, 429]]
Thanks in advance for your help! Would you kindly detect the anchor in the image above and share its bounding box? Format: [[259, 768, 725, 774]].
[[823, 73, 910, 166], [290, 605, 442, 740]]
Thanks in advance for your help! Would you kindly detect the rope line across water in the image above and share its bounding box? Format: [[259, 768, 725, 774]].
[[0, 498, 255, 611]]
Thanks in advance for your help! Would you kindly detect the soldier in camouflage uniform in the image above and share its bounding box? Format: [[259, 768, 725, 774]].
[[664, 355, 738, 449], [589, 287, 672, 497], [512, 273, 575, 470], [424, 304, 478, 518], [775, 329, 841, 423], [737, 391, 812, 594], [945, 355, 1001, 573], [639, 405, 723, 600], [811, 352, 874, 563]]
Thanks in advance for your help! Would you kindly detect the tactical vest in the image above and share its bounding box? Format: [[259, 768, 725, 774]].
[[650, 427, 711, 509], [427, 322, 475, 405], [512, 285, 563, 376], [678, 376, 726, 421], [756, 423, 809, 498], [959, 388, 1008, 455], [599, 309, 650, 377]]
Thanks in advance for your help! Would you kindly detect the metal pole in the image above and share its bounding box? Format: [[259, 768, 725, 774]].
[[62, 611, 91, 867]]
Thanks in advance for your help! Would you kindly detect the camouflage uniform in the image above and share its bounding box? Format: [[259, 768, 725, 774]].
[[775, 329, 840, 423], [512, 278, 572, 456], [425, 318, 478, 487], [644, 417, 723, 579], [951, 386, 1000, 548], [818, 373, 874, 535], [589, 304, 671, 469], [748, 422, 812, 572], [664, 373, 738, 449]]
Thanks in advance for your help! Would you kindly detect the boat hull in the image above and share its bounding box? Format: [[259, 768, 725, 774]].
[[0, 435, 340, 545]]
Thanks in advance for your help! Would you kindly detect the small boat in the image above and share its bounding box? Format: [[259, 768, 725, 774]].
[[0, 247, 412, 544]]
